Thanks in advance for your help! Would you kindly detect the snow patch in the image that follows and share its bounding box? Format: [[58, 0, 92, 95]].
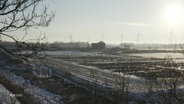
[[0, 70, 63, 104], [0, 84, 20, 104], [32, 61, 52, 78]]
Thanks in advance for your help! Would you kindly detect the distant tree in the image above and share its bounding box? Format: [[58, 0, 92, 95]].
[[0, 0, 55, 57]]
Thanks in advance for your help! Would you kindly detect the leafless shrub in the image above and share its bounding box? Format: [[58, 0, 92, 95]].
[[146, 57, 184, 104]]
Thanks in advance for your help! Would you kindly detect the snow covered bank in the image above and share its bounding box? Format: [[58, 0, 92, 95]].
[[0, 84, 20, 104], [32, 61, 53, 78], [0, 69, 64, 104]]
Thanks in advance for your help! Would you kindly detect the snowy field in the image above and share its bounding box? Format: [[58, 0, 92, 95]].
[[130, 52, 184, 59], [45, 50, 184, 103], [12, 50, 184, 103]]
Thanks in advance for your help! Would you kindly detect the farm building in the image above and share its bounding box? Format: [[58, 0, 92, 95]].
[[91, 41, 106, 49]]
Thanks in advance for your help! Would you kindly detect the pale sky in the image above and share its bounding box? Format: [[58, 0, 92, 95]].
[[13, 0, 184, 44]]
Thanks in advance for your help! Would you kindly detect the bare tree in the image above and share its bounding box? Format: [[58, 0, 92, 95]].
[[0, 0, 55, 57]]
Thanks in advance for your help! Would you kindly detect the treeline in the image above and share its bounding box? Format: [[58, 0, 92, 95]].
[[0, 41, 91, 51]]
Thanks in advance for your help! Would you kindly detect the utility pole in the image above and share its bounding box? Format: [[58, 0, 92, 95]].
[[137, 29, 140, 45]]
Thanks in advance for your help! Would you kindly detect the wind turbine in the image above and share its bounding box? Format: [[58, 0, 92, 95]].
[[137, 29, 140, 45]]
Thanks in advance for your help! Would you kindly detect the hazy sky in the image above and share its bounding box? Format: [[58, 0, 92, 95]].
[[16, 0, 184, 44]]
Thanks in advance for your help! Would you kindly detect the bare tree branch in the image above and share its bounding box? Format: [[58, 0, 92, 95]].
[[0, 0, 54, 59]]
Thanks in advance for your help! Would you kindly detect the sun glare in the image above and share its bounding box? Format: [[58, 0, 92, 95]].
[[164, 4, 184, 25]]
